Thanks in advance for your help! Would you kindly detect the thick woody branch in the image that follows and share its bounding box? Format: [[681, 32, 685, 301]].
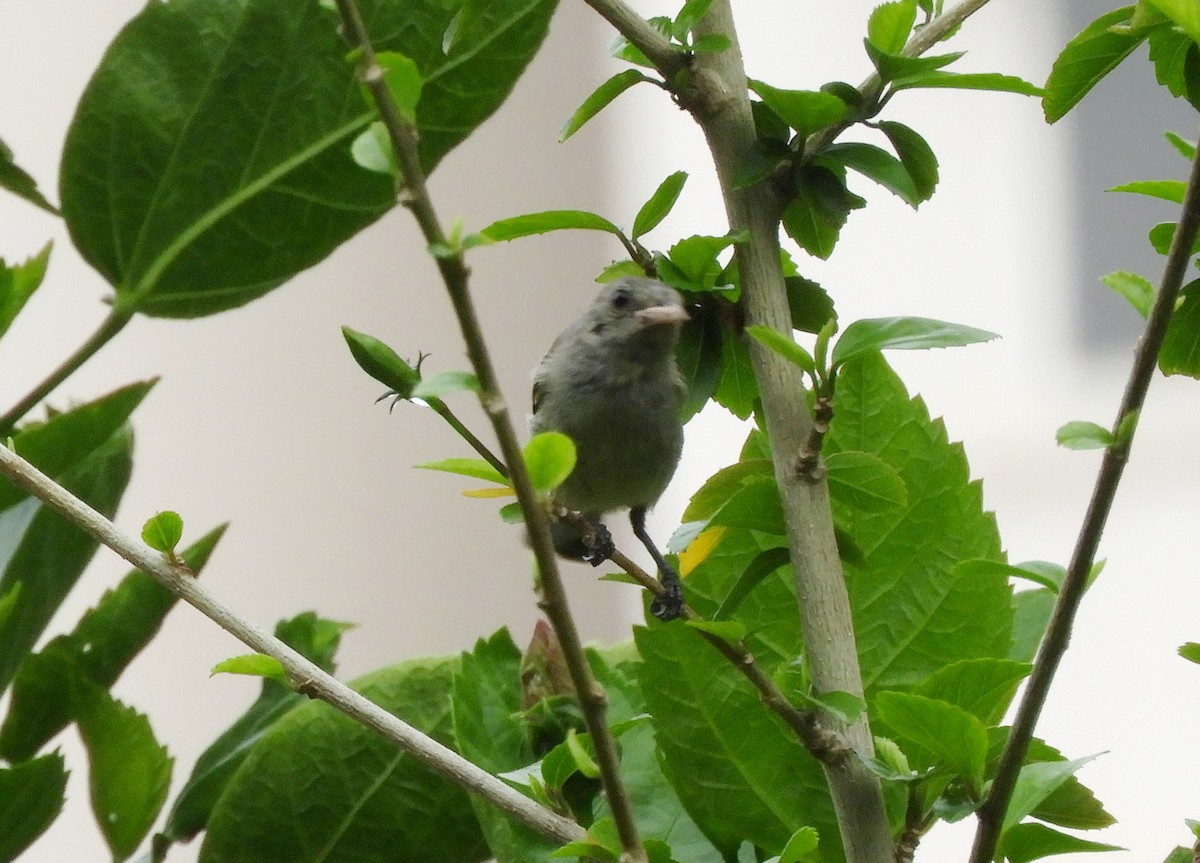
[[0, 444, 582, 846]]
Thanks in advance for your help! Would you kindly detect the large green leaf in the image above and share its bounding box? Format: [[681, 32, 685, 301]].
[[0, 421, 134, 694], [1043, 7, 1141, 123], [0, 525, 227, 762], [76, 685, 173, 862], [452, 630, 557, 863], [199, 656, 487, 863], [827, 353, 1010, 692], [0, 753, 68, 862], [61, 0, 555, 319], [634, 619, 839, 860], [160, 613, 351, 849]]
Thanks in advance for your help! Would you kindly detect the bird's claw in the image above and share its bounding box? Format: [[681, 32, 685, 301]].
[[650, 569, 685, 622], [581, 522, 615, 566]]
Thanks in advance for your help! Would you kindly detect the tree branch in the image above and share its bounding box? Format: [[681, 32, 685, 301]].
[[577, 0, 687, 80], [0, 442, 583, 846], [969, 118, 1200, 863], [331, 2, 648, 859], [0, 308, 132, 438], [678, 6, 893, 863]]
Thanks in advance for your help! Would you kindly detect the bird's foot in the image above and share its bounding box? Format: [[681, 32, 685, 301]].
[[581, 522, 615, 567], [650, 567, 685, 622]]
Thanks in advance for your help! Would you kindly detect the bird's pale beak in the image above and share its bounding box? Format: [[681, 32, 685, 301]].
[[634, 304, 690, 326]]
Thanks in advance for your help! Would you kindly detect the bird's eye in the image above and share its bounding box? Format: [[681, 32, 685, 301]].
[[610, 288, 632, 310]]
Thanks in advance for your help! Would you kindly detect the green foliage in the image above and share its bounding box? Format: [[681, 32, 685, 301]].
[[0, 753, 68, 862], [198, 656, 487, 863], [0, 137, 58, 214], [0, 243, 51, 340], [60, 0, 555, 318], [141, 511, 183, 556], [524, 432, 577, 493]]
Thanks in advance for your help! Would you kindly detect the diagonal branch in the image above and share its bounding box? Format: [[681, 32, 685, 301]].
[[0, 443, 583, 845], [331, 2, 648, 860], [969, 123, 1200, 863]]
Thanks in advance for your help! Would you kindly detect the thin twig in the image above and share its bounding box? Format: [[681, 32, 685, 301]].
[[0, 309, 132, 437], [0, 443, 583, 845], [331, 3, 648, 860], [969, 132, 1200, 863]]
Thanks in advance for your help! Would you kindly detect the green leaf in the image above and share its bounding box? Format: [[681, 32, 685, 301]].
[[561, 69, 653, 141], [1056, 420, 1113, 450], [61, 0, 554, 318], [876, 121, 939, 202], [892, 70, 1043, 96], [867, 0, 917, 54], [913, 658, 1030, 726], [1145, 0, 1200, 44], [999, 822, 1122, 863], [1165, 131, 1196, 159], [1180, 642, 1200, 664], [1101, 271, 1155, 318], [633, 171, 689, 239], [410, 370, 480, 400], [825, 451, 907, 513], [1108, 179, 1187, 203], [875, 691, 988, 784], [374, 51, 422, 123], [1011, 588, 1055, 663], [1159, 284, 1200, 377], [747, 80, 850, 139], [160, 612, 349, 847], [673, 0, 715, 41], [863, 41, 964, 83], [0, 243, 52, 341], [524, 431, 577, 492], [1043, 7, 1142, 123], [341, 326, 421, 396], [75, 685, 173, 861], [713, 326, 759, 420], [781, 166, 864, 260], [745, 324, 816, 374], [786, 276, 837, 334], [822, 142, 921, 207], [778, 826, 821, 863], [212, 654, 288, 682], [476, 209, 625, 244], [1004, 756, 1101, 834], [635, 621, 842, 860], [0, 137, 58, 214], [1032, 769, 1116, 831], [661, 232, 746, 290], [832, 317, 998, 367], [684, 618, 748, 643], [1147, 27, 1200, 112], [0, 420, 134, 694], [713, 547, 791, 620], [199, 656, 487, 863], [0, 525, 226, 762], [141, 511, 183, 554], [0, 753, 67, 862], [415, 457, 508, 486], [683, 459, 774, 522], [349, 121, 396, 177], [828, 353, 1010, 692], [675, 302, 725, 421], [0, 379, 154, 514]]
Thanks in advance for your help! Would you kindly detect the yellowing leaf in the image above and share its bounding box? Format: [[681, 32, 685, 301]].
[[461, 486, 516, 499], [679, 526, 726, 577]]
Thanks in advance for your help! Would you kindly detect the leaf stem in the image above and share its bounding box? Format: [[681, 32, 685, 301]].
[[0, 308, 133, 437], [331, 2, 648, 859], [0, 441, 583, 845], [969, 115, 1200, 863]]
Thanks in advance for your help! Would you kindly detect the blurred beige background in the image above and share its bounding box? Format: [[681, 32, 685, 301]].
[[2, 1, 1199, 861]]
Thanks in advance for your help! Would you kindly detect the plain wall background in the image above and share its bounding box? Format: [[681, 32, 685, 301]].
[[2, 1, 1199, 861]]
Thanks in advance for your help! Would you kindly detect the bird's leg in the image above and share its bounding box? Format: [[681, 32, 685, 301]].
[[630, 507, 684, 621]]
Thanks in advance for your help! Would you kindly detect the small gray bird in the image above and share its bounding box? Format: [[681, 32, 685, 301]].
[[531, 276, 689, 620]]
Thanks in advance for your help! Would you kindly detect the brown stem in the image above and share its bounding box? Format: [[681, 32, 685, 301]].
[[969, 124, 1200, 863], [331, 3, 646, 859]]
